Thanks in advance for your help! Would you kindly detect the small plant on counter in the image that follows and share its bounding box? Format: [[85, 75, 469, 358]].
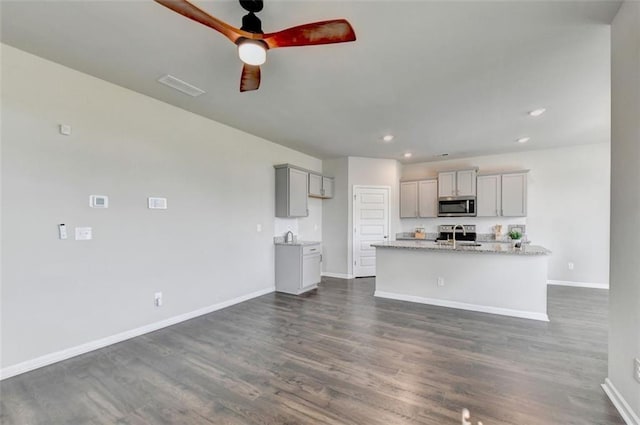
[[508, 230, 522, 240]]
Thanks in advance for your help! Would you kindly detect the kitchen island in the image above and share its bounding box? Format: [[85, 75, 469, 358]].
[[372, 240, 551, 321]]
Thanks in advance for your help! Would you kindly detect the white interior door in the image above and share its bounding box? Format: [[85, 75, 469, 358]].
[[353, 186, 390, 277]]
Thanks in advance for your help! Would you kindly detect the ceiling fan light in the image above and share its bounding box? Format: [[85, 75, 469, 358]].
[[238, 40, 266, 66]]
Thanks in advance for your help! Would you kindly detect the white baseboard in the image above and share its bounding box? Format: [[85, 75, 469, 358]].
[[0, 286, 275, 381], [374, 291, 549, 322], [547, 279, 609, 289], [602, 378, 640, 425], [322, 272, 354, 279]]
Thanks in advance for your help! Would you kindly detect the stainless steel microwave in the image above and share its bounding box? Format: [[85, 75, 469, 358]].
[[438, 196, 477, 217]]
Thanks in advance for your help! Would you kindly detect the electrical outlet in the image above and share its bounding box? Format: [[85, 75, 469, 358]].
[[634, 358, 640, 383], [437, 277, 445, 287], [568, 262, 574, 270], [256, 224, 262, 233], [154, 292, 163, 307]]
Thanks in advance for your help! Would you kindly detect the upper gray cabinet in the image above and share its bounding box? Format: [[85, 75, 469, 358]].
[[309, 173, 323, 197], [400, 181, 418, 218], [477, 171, 528, 217], [322, 176, 334, 199], [438, 169, 477, 197], [308, 173, 334, 199], [400, 179, 438, 219], [418, 179, 438, 218], [477, 174, 501, 217], [275, 165, 309, 217], [501, 172, 528, 217]]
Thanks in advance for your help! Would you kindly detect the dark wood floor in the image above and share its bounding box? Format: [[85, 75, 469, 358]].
[[1, 278, 623, 425]]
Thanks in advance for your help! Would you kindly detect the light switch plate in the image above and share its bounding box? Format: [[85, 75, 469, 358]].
[[75, 227, 92, 241], [90, 195, 108, 208], [148, 197, 167, 209], [59, 124, 72, 136]]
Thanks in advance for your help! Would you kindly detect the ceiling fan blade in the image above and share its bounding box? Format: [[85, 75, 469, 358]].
[[263, 19, 356, 49], [154, 0, 253, 44], [240, 64, 261, 92]]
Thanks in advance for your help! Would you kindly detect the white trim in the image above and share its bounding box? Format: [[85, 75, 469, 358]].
[[352, 185, 391, 278], [374, 291, 549, 322], [321, 272, 355, 279], [602, 378, 640, 425], [547, 279, 609, 289], [0, 286, 275, 381]]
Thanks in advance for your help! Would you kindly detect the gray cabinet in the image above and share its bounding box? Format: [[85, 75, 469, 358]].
[[418, 179, 438, 218], [322, 176, 334, 198], [401, 179, 437, 218], [477, 174, 501, 217], [438, 169, 477, 197], [400, 181, 418, 218], [309, 173, 323, 197], [501, 172, 528, 217], [275, 243, 321, 295], [275, 165, 309, 217], [308, 173, 334, 199], [476, 171, 528, 217]]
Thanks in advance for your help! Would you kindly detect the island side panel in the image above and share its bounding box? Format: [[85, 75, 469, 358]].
[[374, 248, 548, 321]]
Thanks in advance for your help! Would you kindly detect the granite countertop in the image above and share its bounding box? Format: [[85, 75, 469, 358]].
[[274, 240, 321, 246], [372, 240, 551, 256]]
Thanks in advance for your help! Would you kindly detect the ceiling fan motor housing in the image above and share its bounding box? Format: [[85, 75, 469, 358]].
[[239, 0, 263, 13], [241, 12, 263, 34]]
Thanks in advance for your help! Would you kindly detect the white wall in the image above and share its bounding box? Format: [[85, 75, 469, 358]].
[[401, 143, 611, 285], [608, 1, 640, 421], [0, 45, 322, 372]]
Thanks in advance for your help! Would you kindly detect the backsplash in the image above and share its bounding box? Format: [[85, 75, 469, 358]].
[[399, 216, 526, 235]]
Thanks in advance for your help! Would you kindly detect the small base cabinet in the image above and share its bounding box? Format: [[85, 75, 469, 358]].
[[275, 243, 322, 295]]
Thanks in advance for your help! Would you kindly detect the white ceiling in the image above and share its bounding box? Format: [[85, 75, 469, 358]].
[[1, 0, 620, 162]]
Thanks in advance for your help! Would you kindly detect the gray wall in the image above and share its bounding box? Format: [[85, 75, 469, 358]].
[[609, 1, 640, 418], [1, 45, 322, 370], [321, 158, 349, 276]]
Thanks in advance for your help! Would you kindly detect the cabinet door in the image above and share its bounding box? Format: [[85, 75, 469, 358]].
[[476, 175, 500, 217], [308, 173, 323, 197], [438, 172, 456, 197], [501, 173, 527, 217], [456, 169, 477, 196], [288, 168, 309, 217], [400, 181, 418, 218], [322, 176, 334, 198], [302, 254, 321, 289], [418, 180, 438, 218]]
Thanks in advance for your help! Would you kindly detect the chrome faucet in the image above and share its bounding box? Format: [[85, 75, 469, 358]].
[[285, 230, 294, 243], [452, 224, 466, 249]]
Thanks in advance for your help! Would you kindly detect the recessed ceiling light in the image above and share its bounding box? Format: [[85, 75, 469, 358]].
[[403, 152, 413, 158], [383, 134, 394, 142], [528, 108, 546, 117], [516, 137, 531, 144]]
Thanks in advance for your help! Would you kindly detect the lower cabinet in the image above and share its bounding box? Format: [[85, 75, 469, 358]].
[[275, 243, 321, 295]]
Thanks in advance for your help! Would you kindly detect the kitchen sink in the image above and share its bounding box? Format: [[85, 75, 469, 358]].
[[435, 241, 482, 247]]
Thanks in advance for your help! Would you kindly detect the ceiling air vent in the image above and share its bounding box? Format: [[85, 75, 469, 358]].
[[157, 75, 205, 97]]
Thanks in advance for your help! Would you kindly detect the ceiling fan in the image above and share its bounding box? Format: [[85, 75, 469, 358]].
[[155, 0, 356, 92]]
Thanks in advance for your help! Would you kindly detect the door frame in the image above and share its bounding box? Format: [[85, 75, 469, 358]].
[[352, 185, 391, 278]]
